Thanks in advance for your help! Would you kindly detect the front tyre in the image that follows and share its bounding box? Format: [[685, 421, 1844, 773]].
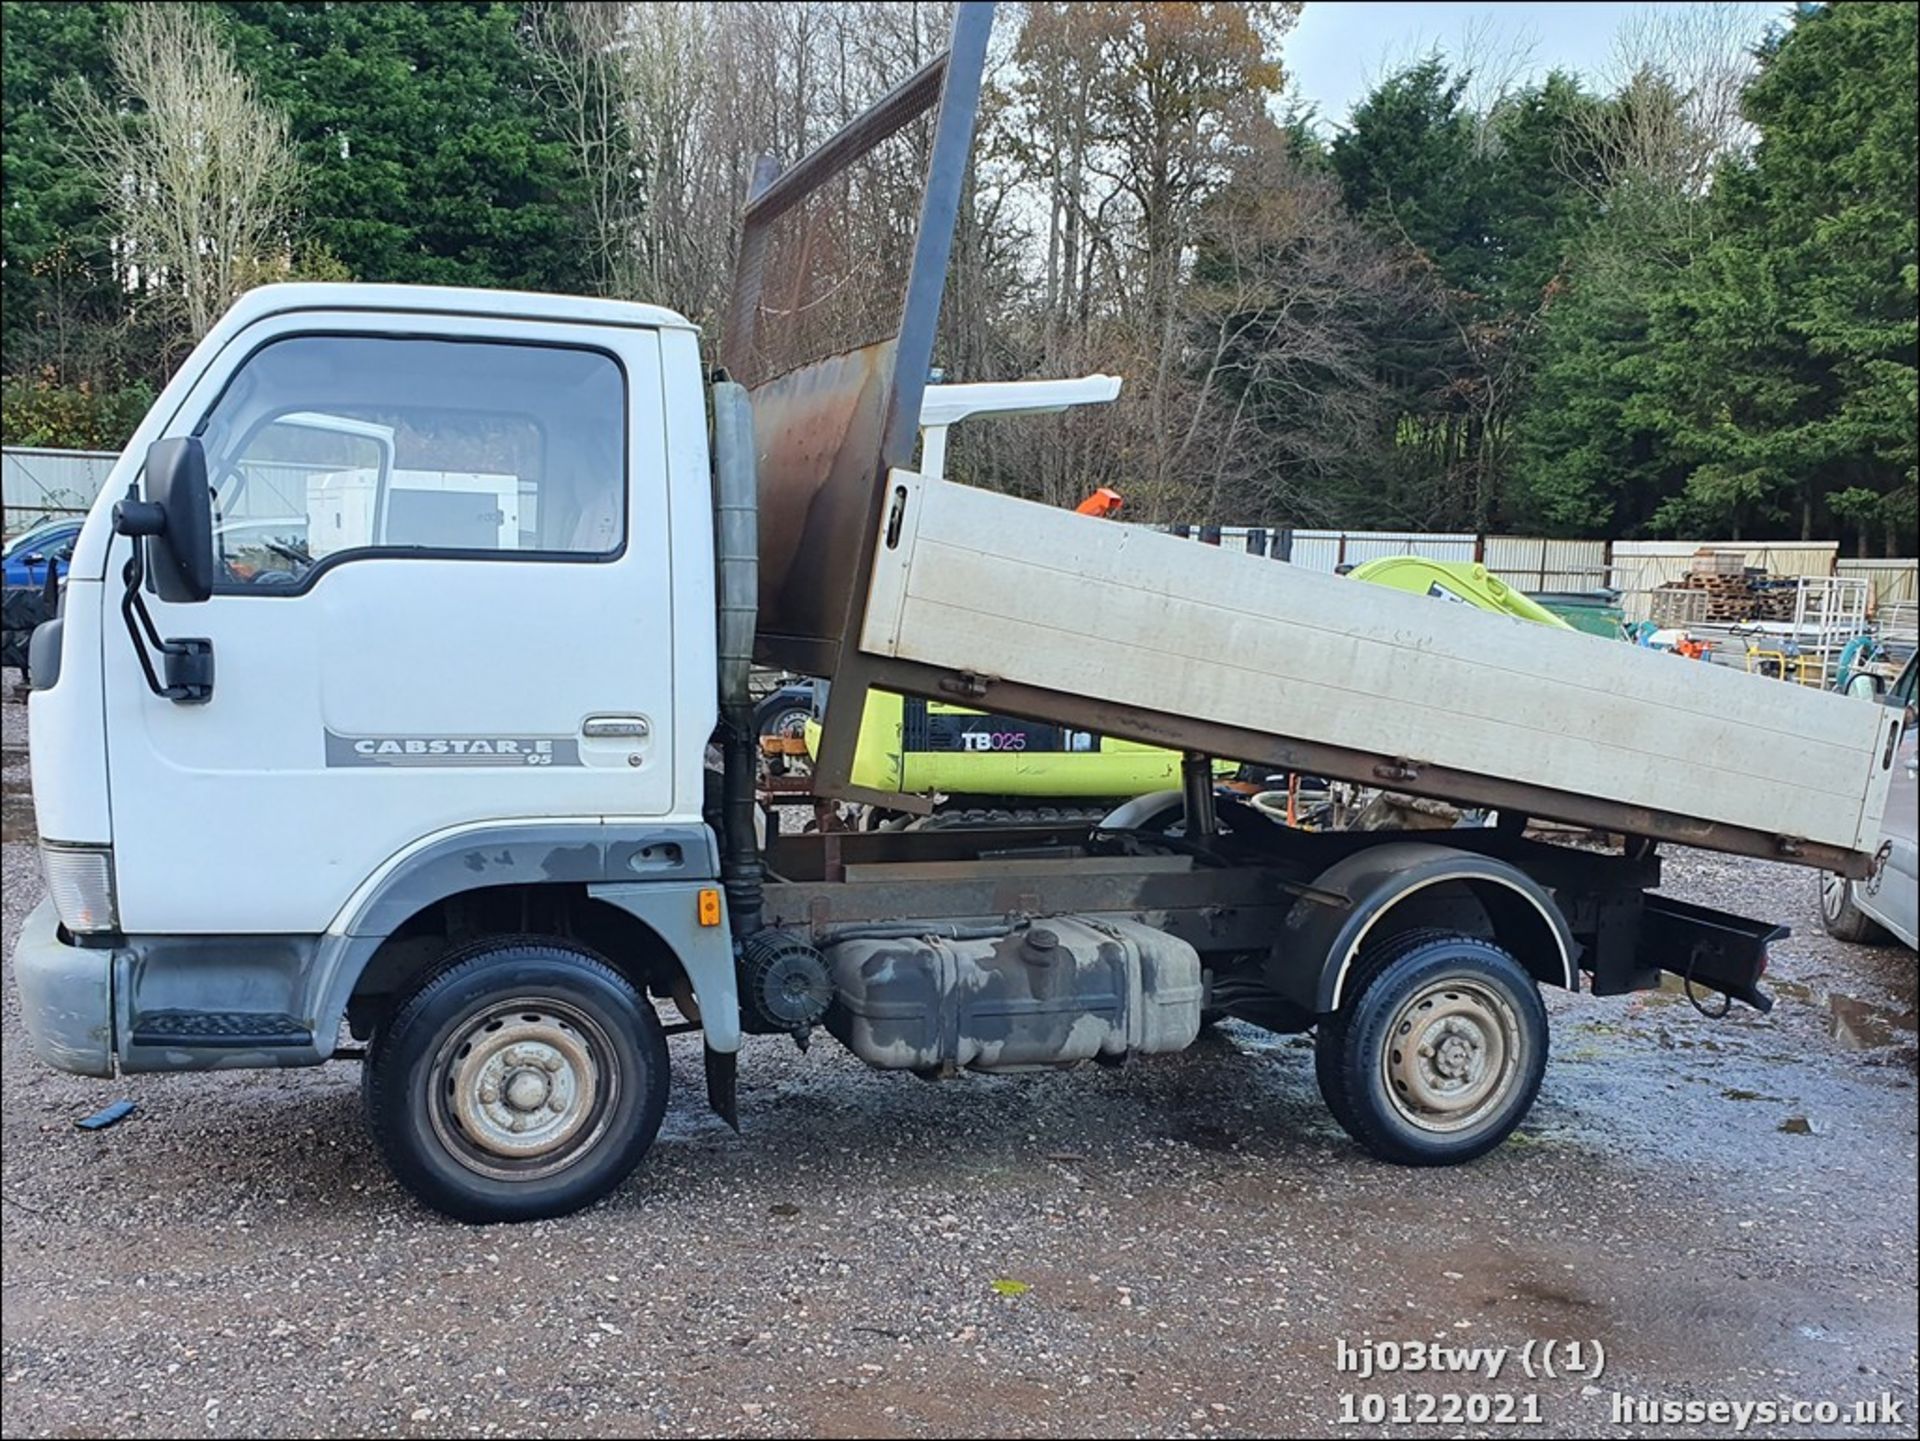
[[363, 938, 670, 1222], [1315, 931, 1547, 1166]]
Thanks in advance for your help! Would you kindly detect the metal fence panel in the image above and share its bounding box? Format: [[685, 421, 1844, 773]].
[[1837, 558, 1918, 607], [1282, 529, 1476, 570], [1482, 535, 1609, 591], [3, 447, 119, 536], [1285, 534, 1341, 571], [1541, 538, 1610, 590]]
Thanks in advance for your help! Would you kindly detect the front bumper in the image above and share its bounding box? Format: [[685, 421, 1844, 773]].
[[11, 898, 115, 1076]]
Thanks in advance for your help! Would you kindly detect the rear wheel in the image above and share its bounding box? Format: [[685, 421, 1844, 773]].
[[753, 687, 814, 777], [1315, 931, 1547, 1166], [363, 937, 670, 1222], [1818, 872, 1887, 944]]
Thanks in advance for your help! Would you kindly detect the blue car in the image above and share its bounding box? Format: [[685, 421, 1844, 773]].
[[3, 517, 82, 678], [3, 517, 82, 590]]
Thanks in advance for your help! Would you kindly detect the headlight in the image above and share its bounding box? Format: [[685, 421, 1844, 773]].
[[40, 843, 118, 934]]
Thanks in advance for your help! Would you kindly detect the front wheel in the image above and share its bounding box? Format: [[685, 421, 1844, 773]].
[[1315, 931, 1547, 1166], [363, 937, 670, 1222]]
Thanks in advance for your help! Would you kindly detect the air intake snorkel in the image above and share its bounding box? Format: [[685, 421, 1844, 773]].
[[710, 379, 763, 939]]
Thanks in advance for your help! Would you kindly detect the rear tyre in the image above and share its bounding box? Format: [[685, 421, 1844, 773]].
[[363, 937, 670, 1222], [1313, 927, 1447, 1137], [1315, 930, 1547, 1166], [1817, 872, 1887, 944]]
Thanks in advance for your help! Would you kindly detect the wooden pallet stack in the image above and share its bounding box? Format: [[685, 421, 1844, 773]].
[[1648, 551, 1796, 626], [1748, 583, 1799, 622]]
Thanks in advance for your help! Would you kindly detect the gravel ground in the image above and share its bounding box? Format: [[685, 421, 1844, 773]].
[[2, 686, 1916, 1439]]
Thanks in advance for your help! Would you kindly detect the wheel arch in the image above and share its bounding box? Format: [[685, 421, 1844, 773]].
[[1271, 842, 1578, 1015], [306, 823, 739, 1055]]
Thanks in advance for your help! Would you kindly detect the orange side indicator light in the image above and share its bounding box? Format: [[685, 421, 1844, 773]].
[[697, 888, 723, 928]]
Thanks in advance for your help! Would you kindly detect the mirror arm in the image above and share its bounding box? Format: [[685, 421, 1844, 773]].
[[118, 547, 214, 705]]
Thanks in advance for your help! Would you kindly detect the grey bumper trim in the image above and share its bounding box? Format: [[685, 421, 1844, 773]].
[[11, 899, 116, 1077]]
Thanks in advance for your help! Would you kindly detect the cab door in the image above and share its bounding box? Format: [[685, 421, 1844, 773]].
[[103, 315, 677, 935]]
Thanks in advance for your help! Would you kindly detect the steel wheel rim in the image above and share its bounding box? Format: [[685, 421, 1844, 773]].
[[1820, 872, 1848, 921], [428, 997, 619, 1181], [1380, 978, 1523, 1134], [766, 706, 809, 741]]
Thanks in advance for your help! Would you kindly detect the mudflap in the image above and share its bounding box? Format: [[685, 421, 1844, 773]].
[[1635, 894, 1785, 1014], [705, 1046, 739, 1131]]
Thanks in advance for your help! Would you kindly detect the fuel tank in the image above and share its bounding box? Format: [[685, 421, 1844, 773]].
[[822, 915, 1202, 1075]]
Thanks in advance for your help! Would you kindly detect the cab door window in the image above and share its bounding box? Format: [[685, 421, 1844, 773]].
[[195, 334, 625, 591]]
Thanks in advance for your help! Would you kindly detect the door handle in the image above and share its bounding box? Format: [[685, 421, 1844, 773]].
[[582, 715, 650, 739]]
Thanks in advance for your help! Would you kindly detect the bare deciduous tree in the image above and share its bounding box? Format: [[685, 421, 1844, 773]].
[[1173, 150, 1404, 525], [63, 3, 300, 345], [527, 2, 651, 302], [530, 0, 964, 361], [1585, 1, 1767, 207], [528, 1, 1408, 528]]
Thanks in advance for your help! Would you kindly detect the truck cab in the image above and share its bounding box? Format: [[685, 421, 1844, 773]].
[[17, 285, 736, 1107]]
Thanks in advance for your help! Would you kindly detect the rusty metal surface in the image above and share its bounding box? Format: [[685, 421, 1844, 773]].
[[747, 342, 896, 679], [768, 822, 1106, 882], [840, 855, 1192, 883], [713, 3, 994, 797], [763, 863, 1294, 958]]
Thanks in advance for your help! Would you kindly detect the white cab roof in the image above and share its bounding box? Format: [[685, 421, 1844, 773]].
[[216, 283, 697, 334]]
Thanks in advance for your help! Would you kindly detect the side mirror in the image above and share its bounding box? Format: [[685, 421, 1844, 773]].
[[115, 437, 214, 603]]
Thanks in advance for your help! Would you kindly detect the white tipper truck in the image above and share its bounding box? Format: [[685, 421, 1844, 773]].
[[12, 4, 1903, 1221]]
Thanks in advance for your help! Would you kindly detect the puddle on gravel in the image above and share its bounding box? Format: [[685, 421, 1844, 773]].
[[1693, 974, 1916, 1058], [1827, 993, 1918, 1051]]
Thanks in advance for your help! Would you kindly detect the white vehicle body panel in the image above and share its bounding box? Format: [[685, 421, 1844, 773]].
[[862, 472, 1896, 856], [23, 577, 113, 844], [1856, 704, 1918, 948], [38, 288, 713, 936]]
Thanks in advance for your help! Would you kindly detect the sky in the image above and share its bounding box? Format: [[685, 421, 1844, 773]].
[[1284, 0, 1779, 132]]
